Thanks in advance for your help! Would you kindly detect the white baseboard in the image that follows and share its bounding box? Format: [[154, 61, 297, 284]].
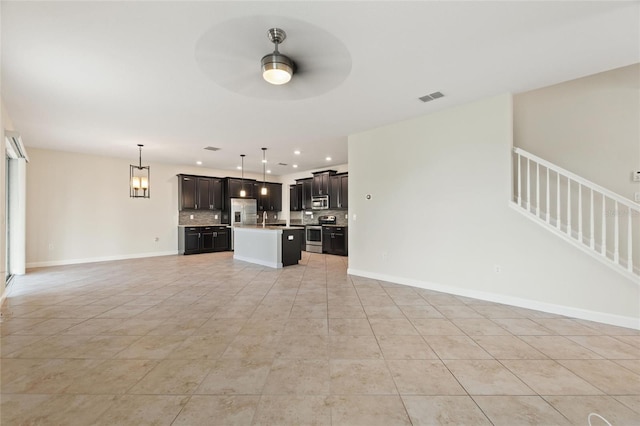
[[347, 268, 640, 330], [26, 250, 179, 269]]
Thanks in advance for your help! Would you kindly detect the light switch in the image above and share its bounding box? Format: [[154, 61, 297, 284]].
[[633, 171, 640, 182]]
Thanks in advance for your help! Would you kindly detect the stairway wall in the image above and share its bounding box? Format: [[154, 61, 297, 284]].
[[514, 63, 639, 200]]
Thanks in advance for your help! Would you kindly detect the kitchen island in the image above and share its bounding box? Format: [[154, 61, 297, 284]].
[[233, 225, 305, 268]]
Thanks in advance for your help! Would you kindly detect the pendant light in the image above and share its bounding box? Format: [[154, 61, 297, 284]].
[[261, 148, 268, 195], [239, 154, 246, 197], [130, 144, 150, 198]]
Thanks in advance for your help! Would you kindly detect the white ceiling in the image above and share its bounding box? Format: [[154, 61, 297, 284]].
[[2, 1, 638, 175]]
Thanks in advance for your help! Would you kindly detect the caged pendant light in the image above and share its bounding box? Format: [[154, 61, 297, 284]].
[[261, 148, 268, 195], [240, 154, 247, 197], [130, 144, 150, 198]]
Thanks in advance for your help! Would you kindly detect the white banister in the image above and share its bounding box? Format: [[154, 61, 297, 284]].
[[614, 201, 619, 264], [536, 163, 540, 218], [578, 183, 583, 243], [590, 189, 595, 249], [527, 158, 531, 210], [556, 172, 561, 230], [602, 196, 607, 256], [628, 210, 633, 272], [546, 168, 550, 224], [517, 153, 522, 207], [567, 178, 572, 237], [512, 147, 639, 281]]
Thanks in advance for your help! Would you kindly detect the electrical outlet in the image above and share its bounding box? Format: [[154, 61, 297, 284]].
[[214, 214, 218, 219], [345, 214, 348, 219], [189, 214, 194, 220]]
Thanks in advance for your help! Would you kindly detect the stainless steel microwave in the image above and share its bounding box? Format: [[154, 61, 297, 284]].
[[311, 196, 329, 210]]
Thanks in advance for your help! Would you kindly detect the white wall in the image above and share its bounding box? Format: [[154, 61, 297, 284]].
[[514, 63, 640, 199], [348, 93, 639, 328], [25, 148, 264, 267]]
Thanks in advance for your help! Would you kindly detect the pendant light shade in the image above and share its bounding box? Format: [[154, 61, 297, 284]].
[[240, 154, 246, 197], [261, 148, 268, 195], [130, 144, 150, 198], [261, 28, 294, 85]]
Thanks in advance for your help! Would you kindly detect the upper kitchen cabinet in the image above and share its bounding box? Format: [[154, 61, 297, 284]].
[[289, 184, 301, 211], [178, 175, 223, 211], [311, 170, 336, 197], [330, 173, 348, 209], [298, 178, 313, 210], [257, 182, 282, 211], [226, 177, 255, 199]]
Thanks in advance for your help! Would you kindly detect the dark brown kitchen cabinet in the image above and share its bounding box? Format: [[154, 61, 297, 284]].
[[179, 225, 229, 255], [322, 226, 348, 256], [330, 174, 348, 209], [256, 182, 282, 211], [299, 178, 313, 210], [312, 170, 336, 197], [227, 178, 255, 199], [289, 184, 301, 211], [179, 175, 223, 211]]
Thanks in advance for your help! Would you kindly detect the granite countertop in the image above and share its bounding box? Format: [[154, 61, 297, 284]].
[[177, 224, 228, 227], [234, 225, 305, 231]]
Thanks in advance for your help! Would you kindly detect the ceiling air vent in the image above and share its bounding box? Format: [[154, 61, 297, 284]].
[[204, 146, 220, 151], [419, 91, 444, 102], [278, 162, 288, 166]]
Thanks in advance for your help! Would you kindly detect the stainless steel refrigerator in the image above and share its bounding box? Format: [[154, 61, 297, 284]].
[[230, 198, 257, 249]]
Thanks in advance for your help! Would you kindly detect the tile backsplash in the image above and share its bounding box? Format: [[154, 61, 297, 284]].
[[301, 209, 349, 226], [178, 210, 222, 225]]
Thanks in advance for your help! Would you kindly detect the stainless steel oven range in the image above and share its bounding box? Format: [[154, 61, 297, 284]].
[[305, 215, 336, 253]]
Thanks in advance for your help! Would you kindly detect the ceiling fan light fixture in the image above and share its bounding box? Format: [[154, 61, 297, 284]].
[[261, 28, 294, 85]]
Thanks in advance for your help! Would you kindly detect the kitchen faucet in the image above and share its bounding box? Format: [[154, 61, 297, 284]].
[[262, 211, 267, 226]]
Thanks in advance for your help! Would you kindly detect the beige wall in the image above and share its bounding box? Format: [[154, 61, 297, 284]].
[[0, 101, 11, 299], [514, 63, 640, 199], [348, 93, 639, 327], [25, 148, 264, 267]]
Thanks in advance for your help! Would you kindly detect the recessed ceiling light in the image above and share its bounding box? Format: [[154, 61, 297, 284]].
[[293, 164, 298, 168], [236, 166, 242, 170], [326, 157, 332, 161], [266, 170, 272, 174], [196, 161, 203, 165], [294, 150, 301, 155]]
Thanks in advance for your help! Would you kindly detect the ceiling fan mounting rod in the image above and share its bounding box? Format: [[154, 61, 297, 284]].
[[267, 28, 286, 48]]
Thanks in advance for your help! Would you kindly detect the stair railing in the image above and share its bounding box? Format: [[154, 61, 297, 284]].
[[512, 147, 639, 281]]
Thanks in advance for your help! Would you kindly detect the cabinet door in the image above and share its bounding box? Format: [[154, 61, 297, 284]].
[[212, 178, 223, 210], [312, 173, 330, 196], [329, 176, 340, 209], [200, 227, 215, 251], [197, 178, 212, 210], [301, 179, 312, 210], [184, 230, 200, 253], [269, 183, 282, 211], [339, 175, 348, 209], [180, 176, 197, 210], [289, 185, 300, 211], [213, 228, 229, 251]]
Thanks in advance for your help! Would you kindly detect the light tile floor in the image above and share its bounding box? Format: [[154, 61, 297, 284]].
[[1, 252, 639, 425]]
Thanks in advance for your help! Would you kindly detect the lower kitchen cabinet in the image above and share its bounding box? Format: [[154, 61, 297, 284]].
[[322, 226, 348, 256], [179, 226, 229, 255]]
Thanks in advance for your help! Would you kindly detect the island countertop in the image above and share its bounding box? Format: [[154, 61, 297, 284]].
[[233, 225, 305, 231], [233, 226, 305, 268]]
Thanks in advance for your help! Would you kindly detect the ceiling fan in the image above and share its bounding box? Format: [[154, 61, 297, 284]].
[[194, 15, 352, 100]]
